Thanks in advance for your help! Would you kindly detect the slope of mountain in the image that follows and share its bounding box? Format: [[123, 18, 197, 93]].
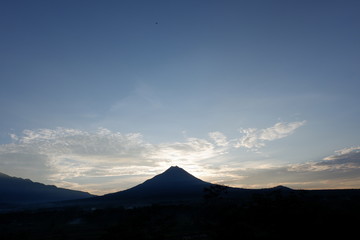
[[0, 172, 94, 205], [101, 166, 212, 202]]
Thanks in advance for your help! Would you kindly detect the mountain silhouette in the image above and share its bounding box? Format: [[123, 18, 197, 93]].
[[101, 166, 211, 202], [0, 172, 94, 206], [0, 166, 299, 210]]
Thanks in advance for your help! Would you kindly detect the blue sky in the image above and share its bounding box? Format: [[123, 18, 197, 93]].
[[1, 0, 360, 194]]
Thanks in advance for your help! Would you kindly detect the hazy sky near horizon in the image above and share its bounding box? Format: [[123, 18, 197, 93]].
[[1, 0, 360, 194]]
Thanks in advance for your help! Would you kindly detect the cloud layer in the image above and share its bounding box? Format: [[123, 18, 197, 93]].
[[232, 146, 360, 189], [10, 121, 360, 195]]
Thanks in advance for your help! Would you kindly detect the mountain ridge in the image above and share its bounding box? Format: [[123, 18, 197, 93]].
[[3, 166, 360, 211], [0, 171, 94, 205]]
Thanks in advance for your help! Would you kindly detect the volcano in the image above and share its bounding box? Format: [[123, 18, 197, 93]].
[[101, 166, 212, 203]]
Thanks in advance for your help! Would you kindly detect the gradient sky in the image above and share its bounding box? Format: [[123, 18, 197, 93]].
[[1, 0, 360, 194]]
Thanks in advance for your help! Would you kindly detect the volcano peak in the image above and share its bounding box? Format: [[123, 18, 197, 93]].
[[144, 166, 205, 185], [161, 165, 192, 176]]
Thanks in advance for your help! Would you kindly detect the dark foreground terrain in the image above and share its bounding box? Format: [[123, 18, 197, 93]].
[[1, 188, 360, 240]]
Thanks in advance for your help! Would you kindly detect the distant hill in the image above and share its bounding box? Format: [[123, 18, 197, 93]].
[[0, 172, 94, 206]]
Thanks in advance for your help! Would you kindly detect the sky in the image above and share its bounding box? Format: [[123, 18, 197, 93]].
[[0, 0, 360, 195]]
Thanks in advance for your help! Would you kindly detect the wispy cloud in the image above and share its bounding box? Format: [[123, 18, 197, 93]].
[[209, 131, 229, 147], [234, 121, 306, 149], [150, 137, 226, 163]]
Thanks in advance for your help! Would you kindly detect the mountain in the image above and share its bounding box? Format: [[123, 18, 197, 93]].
[[76, 167, 296, 207], [101, 166, 212, 203], [0, 172, 94, 206]]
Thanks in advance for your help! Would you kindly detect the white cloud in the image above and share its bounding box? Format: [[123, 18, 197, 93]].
[[149, 137, 227, 164], [17, 128, 151, 160], [259, 121, 306, 140], [235, 128, 264, 149], [209, 131, 229, 147], [235, 121, 306, 149]]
